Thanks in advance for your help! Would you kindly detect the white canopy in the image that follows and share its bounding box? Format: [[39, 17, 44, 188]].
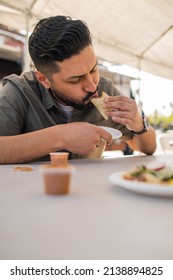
[[1, 0, 173, 79]]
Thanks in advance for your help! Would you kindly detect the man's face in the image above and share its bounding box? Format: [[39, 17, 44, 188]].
[[37, 45, 100, 108]]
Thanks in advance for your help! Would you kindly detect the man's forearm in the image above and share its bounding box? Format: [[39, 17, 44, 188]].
[[0, 126, 63, 164], [127, 126, 157, 155]]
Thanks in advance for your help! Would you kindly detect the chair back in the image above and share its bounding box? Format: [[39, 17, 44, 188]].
[[159, 132, 173, 153]]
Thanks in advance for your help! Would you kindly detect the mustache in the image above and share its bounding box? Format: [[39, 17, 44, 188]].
[[83, 86, 98, 102]]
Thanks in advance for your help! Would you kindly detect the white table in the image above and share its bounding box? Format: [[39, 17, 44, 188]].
[[1, 153, 173, 260]]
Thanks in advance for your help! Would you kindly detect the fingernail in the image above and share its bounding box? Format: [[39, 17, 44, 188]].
[[108, 139, 114, 146]]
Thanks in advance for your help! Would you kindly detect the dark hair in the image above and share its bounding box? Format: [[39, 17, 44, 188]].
[[28, 15, 92, 76]]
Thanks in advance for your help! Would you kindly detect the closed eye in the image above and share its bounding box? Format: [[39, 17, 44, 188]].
[[68, 77, 81, 84]]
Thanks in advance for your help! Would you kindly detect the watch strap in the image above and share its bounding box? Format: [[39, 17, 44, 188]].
[[131, 116, 149, 135]]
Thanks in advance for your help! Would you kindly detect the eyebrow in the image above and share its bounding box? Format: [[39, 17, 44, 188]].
[[66, 60, 98, 80]]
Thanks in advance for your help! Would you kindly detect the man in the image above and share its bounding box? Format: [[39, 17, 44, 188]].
[[0, 15, 156, 163]]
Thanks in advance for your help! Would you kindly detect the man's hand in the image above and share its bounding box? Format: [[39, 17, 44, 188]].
[[60, 122, 113, 155], [103, 96, 144, 132]]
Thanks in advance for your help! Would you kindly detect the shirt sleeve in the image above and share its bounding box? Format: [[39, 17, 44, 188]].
[[0, 81, 27, 135]]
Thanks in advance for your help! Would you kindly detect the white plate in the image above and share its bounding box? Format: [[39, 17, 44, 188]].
[[109, 171, 173, 197], [99, 126, 122, 139]]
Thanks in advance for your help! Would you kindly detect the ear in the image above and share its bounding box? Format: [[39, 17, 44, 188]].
[[35, 70, 51, 89]]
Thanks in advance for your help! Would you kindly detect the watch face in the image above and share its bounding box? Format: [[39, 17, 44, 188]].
[[143, 116, 149, 130]]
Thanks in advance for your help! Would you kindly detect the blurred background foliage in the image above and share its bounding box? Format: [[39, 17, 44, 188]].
[[148, 103, 173, 131]]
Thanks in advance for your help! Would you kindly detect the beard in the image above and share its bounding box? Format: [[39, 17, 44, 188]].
[[50, 87, 98, 111]]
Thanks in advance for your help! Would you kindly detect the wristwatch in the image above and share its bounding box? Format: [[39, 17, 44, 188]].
[[131, 115, 149, 135]]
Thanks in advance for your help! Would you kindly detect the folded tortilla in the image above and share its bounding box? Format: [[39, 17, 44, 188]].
[[91, 91, 109, 120]]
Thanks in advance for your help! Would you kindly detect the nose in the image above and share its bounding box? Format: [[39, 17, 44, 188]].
[[83, 74, 97, 93]]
